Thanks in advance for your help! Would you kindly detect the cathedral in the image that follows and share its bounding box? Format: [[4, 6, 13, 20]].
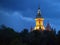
[[31, 7, 51, 31]]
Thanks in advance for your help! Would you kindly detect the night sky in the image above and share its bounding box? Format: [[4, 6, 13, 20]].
[[0, 0, 60, 32]]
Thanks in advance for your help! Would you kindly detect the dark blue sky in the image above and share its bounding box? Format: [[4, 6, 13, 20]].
[[0, 0, 60, 32]]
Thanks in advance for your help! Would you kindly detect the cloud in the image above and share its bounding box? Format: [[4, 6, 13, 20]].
[[0, 9, 34, 22], [11, 11, 35, 22], [0, 9, 35, 32]]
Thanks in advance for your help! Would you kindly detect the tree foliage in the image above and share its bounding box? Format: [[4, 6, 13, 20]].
[[0, 25, 60, 45]]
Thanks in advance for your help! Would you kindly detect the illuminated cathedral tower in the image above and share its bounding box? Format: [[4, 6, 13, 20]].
[[34, 7, 45, 31]]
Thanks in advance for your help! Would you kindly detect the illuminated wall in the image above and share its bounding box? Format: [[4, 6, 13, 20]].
[[34, 18, 45, 31]]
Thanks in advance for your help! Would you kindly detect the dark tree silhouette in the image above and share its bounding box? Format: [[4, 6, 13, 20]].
[[0, 24, 60, 45]]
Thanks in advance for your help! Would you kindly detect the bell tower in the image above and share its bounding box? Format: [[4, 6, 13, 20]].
[[34, 7, 45, 31]]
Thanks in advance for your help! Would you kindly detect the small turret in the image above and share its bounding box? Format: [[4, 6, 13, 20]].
[[30, 26, 33, 31], [45, 22, 51, 31]]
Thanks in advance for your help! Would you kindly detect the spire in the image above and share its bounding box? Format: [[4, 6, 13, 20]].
[[30, 26, 33, 31], [36, 5, 42, 18], [46, 22, 51, 31]]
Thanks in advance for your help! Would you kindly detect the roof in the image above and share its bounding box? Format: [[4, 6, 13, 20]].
[[36, 7, 43, 18]]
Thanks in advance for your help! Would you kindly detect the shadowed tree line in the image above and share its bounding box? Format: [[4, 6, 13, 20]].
[[0, 25, 60, 45]]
